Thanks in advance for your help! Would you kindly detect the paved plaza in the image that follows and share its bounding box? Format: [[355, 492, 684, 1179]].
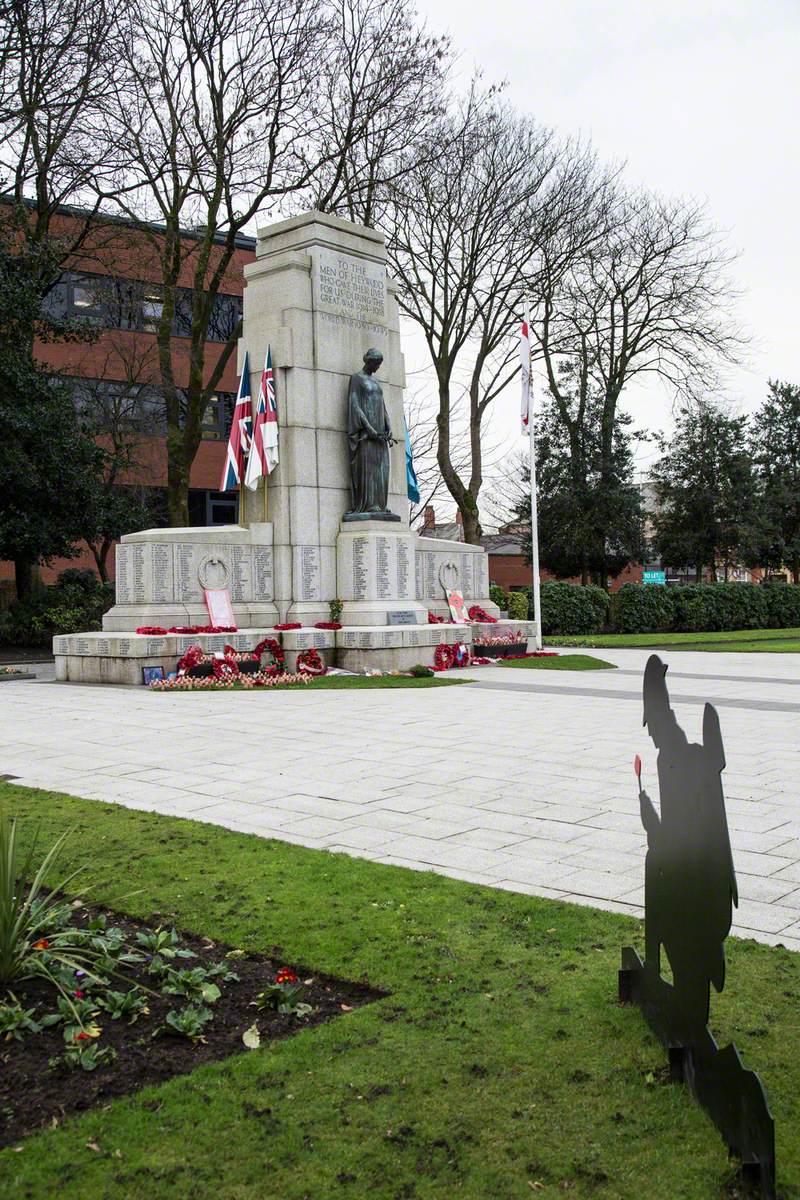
[[2, 648, 800, 949]]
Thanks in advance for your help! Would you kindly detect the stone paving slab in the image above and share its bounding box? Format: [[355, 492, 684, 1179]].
[[2, 646, 800, 950]]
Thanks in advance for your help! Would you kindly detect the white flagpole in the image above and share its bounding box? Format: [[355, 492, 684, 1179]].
[[522, 307, 543, 650], [529, 406, 543, 651]]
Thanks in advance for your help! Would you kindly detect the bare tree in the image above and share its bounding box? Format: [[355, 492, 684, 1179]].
[[69, 337, 163, 579], [404, 385, 474, 528], [0, 0, 122, 265], [381, 88, 572, 543], [313, 0, 450, 226], [531, 186, 745, 580], [102, 0, 450, 526]]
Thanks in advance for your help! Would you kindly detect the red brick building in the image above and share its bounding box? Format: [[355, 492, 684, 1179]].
[[1, 207, 256, 589]]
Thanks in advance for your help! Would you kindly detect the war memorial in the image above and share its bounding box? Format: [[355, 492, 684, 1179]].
[[53, 211, 536, 684]]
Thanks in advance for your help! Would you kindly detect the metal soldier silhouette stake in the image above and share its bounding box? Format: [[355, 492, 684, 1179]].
[[620, 655, 775, 1199]]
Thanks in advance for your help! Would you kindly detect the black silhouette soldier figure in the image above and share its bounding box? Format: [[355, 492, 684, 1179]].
[[639, 653, 738, 1026], [621, 654, 775, 1199]]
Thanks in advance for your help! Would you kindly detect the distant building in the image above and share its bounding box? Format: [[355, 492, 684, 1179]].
[[1, 203, 256, 589]]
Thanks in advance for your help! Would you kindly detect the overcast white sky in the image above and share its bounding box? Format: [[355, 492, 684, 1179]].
[[409, 0, 800, 495]]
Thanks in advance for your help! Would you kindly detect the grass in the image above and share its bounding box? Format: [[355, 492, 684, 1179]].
[[547, 627, 800, 651], [498, 653, 616, 671], [2, 782, 799, 1199]]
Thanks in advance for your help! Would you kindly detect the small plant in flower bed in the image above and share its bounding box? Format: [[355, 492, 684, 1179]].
[[0, 808, 379, 1146], [254, 967, 313, 1017]]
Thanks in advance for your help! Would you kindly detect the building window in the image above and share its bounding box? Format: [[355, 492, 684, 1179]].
[[48, 270, 241, 343], [66, 376, 165, 436], [188, 489, 238, 526], [201, 392, 235, 440], [140, 285, 164, 332]]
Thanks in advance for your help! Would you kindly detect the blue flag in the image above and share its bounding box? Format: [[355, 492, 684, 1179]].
[[404, 419, 420, 504]]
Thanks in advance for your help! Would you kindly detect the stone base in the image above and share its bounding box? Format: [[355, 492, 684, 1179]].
[[53, 619, 539, 684], [101, 523, 278, 632]]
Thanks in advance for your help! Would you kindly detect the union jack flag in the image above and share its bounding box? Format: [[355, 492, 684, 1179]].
[[220, 350, 253, 491], [245, 346, 279, 489]]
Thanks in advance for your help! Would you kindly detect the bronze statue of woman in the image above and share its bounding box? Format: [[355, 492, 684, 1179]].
[[343, 348, 400, 522]]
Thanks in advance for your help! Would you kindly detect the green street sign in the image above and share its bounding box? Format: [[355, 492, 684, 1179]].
[[643, 570, 666, 586]]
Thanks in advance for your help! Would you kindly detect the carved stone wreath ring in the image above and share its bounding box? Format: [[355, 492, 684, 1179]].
[[197, 555, 231, 591]]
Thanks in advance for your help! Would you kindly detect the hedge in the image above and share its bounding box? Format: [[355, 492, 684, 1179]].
[[612, 584, 676, 633], [539, 581, 609, 635], [609, 581, 800, 634]]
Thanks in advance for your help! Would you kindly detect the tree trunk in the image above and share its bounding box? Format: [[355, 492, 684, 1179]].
[[13, 556, 34, 600], [167, 451, 191, 527], [90, 542, 110, 584], [460, 497, 482, 545]]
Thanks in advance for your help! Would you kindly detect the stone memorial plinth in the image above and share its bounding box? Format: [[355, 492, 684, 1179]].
[[414, 536, 492, 619], [101, 524, 277, 632], [337, 519, 427, 626], [54, 209, 520, 683]]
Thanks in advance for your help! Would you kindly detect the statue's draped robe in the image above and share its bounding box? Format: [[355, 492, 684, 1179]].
[[347, 370, 392, 513]]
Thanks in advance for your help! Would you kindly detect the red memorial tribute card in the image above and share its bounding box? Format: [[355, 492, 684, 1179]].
[[446, 590, 469, 623], [204, 588, 237, 630]]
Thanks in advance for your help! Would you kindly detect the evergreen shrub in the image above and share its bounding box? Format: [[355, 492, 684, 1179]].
[[540, 582, 608, 635], [0, 570, 114, 646], [670, 583, 769, 632], [612, 584, 676, 633], [762, 584, 800, 629], [507, 591, 529, 621]]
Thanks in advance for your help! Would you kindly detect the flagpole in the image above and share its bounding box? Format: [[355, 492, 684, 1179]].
[[521, 305, 543, 651], [529, 411, 543, 651]]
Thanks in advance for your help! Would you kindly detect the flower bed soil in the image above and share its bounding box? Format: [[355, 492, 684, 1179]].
[[1, 904, 382, 1148]]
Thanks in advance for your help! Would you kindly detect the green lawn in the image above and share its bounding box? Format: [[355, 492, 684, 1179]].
[[548, 627, 800, 652], [499, 653, 616, 671], [2, 783, 798, 1199]]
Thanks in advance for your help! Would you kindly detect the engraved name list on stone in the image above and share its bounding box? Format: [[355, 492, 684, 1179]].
[[424, 552, 438, 601], [314, 249, 386, 325], [176, 545, 203, 603], [376, 536, 392, 601], [151, 544, 173, 604], [231, 545, 253, 602], [131, 544, 147, 604], [296, 545, 321, 601], [253, 547, 273, 598], [115, 545, 133, 604], [352, 537, 368, 601], [396, 538, 410, 599]]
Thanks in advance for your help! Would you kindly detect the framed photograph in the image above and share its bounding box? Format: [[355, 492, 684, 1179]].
[[142, 665, 165, 686]]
